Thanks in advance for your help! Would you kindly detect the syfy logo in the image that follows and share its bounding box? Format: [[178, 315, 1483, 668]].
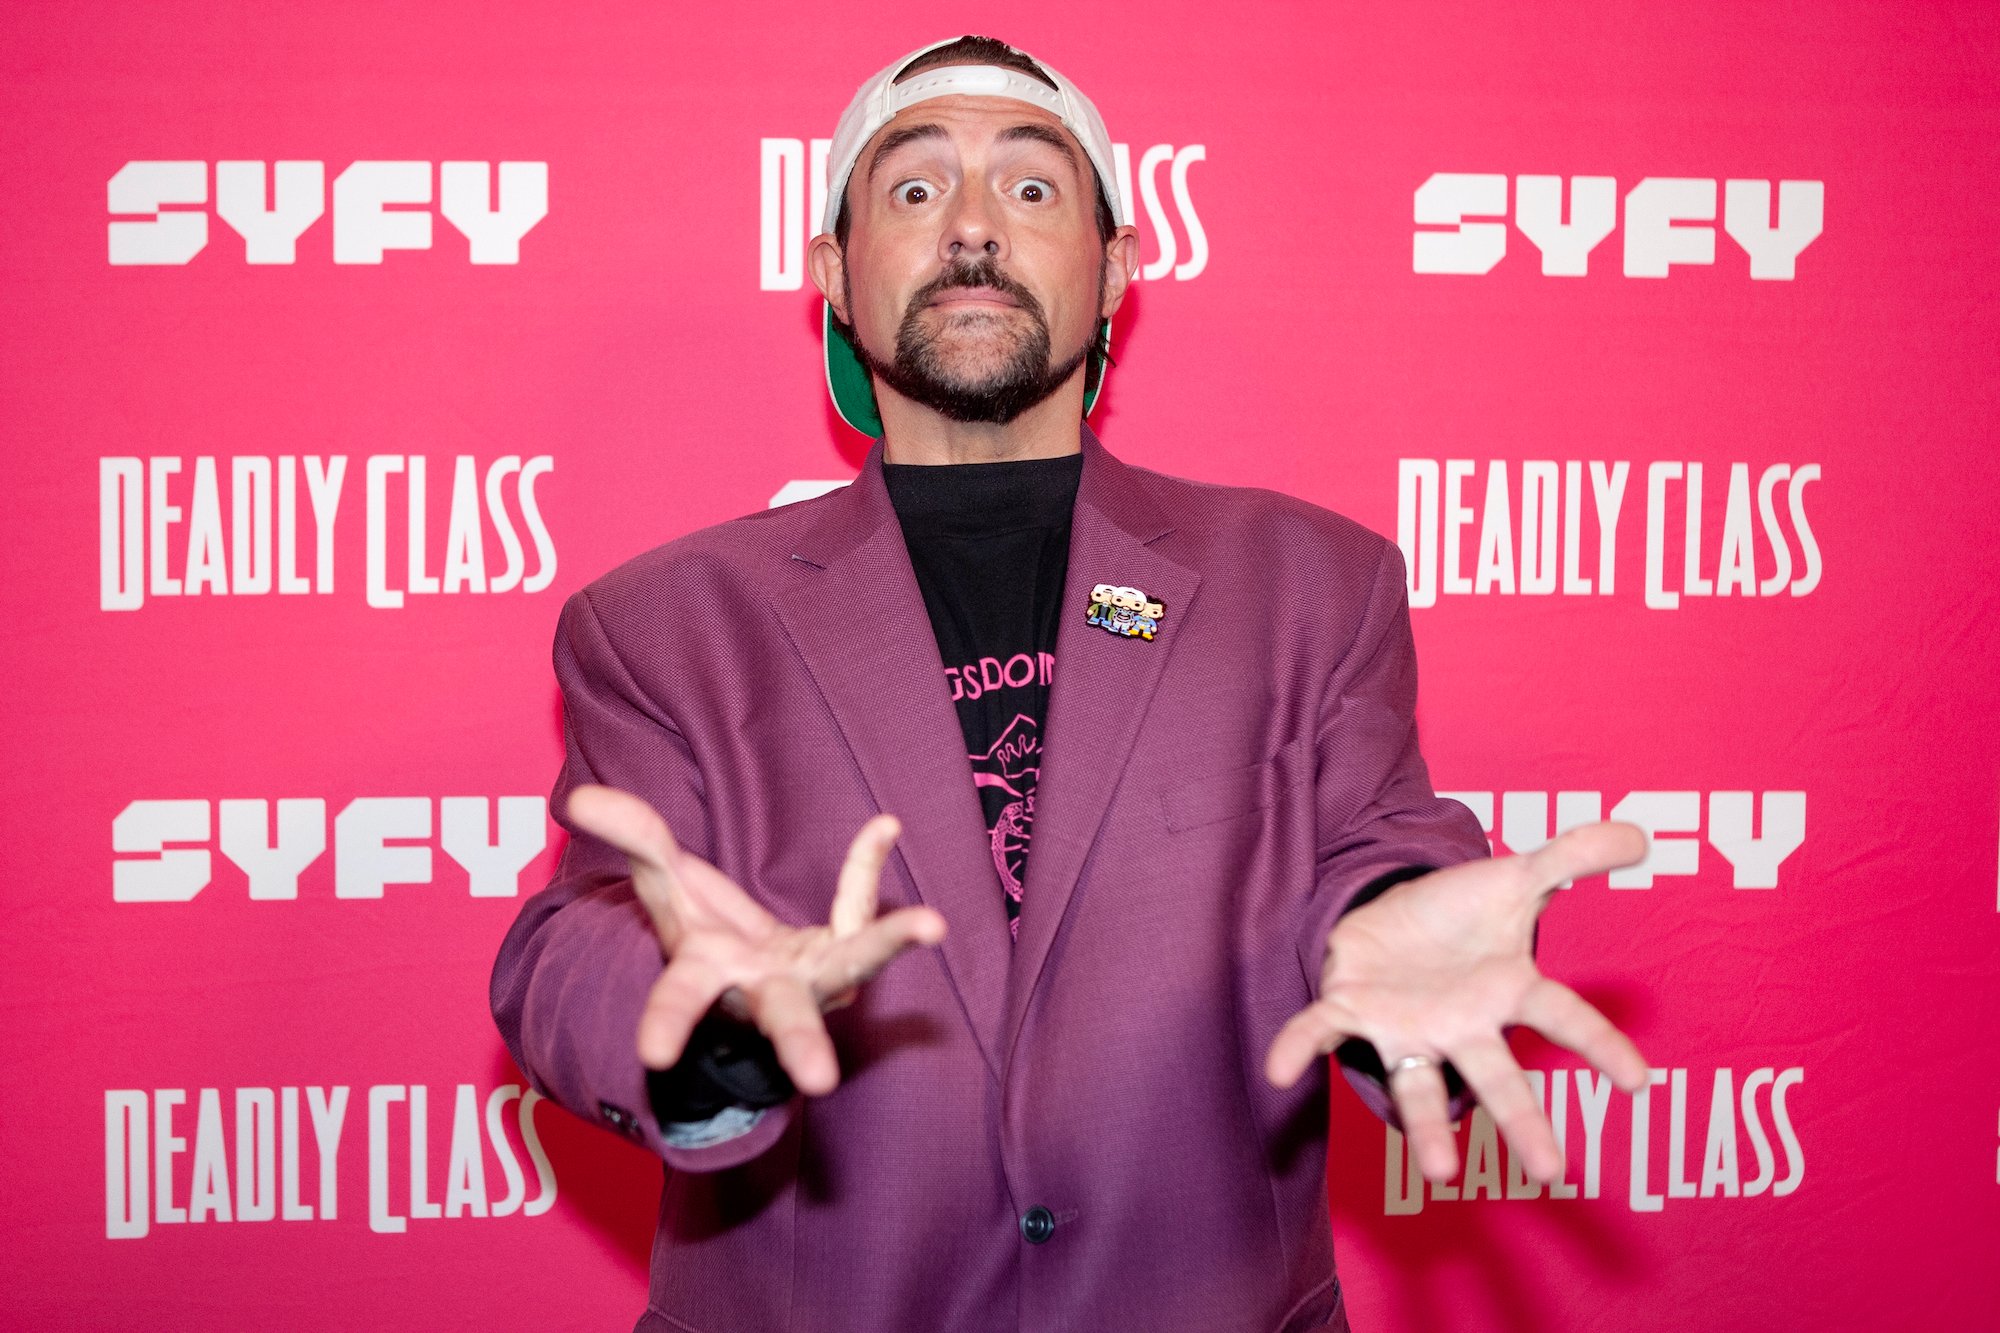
[[107, 161, 548, 265], [759, 138, 1208, 290], [1385, 1065, 1805, 1214], [1441, 790, 1805, 888], [99, 454, 557, 611], [105, 1083, 555, 1239], [111, 796, 549, 902], [1398, 459, 1822, 610], [1413, 175, 1823, 277]]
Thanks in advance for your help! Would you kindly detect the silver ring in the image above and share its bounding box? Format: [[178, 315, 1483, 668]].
[[1390, 1054, 1439, 1078]]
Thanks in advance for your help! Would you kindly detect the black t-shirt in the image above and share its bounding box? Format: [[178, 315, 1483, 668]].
[[650, 452, 1082, 1124], [882, 450, 1082, 939]]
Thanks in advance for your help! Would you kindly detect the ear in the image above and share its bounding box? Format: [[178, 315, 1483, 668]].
[[1098, 223, 1142, 320], [808, 232, 849, 323]]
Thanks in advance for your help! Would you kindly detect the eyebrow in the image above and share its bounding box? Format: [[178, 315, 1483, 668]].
[[867, 124, 947, 181], [865, 121, 1085, 182], [996, 123, 1083, 175]]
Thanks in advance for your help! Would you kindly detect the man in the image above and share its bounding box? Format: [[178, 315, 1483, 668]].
[[491, 35, 1650, 1333]]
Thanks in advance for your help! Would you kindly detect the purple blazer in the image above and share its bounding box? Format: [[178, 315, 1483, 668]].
[[491, 424, 1491, 1333]]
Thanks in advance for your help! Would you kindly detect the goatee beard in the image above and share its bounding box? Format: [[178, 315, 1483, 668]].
[[844, 256, 1090, 425]]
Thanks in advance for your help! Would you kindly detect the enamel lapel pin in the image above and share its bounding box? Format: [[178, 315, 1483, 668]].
[[1085, 583, 1164, 641]]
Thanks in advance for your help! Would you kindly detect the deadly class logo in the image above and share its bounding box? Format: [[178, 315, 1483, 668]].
[[1385, 1066, 1806, 1214], [99, 454, 558, 611], [105, 1083, 558, 1238], [1397, 459, 1822, 610]]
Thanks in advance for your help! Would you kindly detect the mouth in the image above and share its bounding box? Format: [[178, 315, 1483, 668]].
[[927, 286, 1022, 310]]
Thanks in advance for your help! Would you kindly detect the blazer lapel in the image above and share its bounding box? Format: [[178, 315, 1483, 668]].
[[772, 442, 1013, 1086], [1002, 425, 1201, 1076]]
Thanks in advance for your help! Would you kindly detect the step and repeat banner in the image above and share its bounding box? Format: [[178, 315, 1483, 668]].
[[2, 2, 1995, 1329]]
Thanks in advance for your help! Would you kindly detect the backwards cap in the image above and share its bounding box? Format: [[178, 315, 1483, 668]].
[[820, 37, 1129, 437]]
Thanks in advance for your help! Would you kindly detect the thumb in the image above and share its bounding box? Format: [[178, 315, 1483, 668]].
[[1522, 820, 1647, 893]]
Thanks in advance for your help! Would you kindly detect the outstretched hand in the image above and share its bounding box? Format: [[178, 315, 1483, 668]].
[[1264, 821, 1651, 1184], [567, 784, 948, 1097]]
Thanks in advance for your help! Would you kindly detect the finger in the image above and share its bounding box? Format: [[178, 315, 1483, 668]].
[[567, 784, 691, 946], [829, 815, 902, 938], [744, 973, 841, 1096], [635, 953, 731, 1069], [1388, 1058, 1460, 1183], [1520, 820, 1648, 893], [1446, 1037, 1562, 1182], [568, 783, 680, 873], [1263, 999, 1363, 1090], [815, 903, 948, 1003], [571, 785, 780, 944], [1518, 977, 1650, 1093]]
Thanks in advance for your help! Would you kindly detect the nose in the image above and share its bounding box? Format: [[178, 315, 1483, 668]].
[[939, 181, 1008, 264]]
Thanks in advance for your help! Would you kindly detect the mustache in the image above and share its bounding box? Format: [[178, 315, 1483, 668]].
[[907, 258, 1045, 318]]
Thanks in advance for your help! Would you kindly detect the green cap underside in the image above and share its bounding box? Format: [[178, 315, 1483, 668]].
[[823, 305, 1111, 439]]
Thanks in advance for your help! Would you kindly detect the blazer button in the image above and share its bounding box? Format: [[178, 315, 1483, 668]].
[[1020, 1205, 1055, 1244]]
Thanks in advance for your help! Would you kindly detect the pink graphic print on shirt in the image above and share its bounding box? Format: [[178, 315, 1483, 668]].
[[969, 713, 1040, 940]]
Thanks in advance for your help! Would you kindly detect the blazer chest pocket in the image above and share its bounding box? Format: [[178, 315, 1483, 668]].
[[1160, 736, 1306, 833]]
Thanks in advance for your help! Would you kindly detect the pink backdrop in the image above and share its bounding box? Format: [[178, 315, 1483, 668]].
[[3, 2, 1996, 1328]]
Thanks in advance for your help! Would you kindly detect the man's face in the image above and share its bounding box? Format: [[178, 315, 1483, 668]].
[[811, 91, 1135, 425]]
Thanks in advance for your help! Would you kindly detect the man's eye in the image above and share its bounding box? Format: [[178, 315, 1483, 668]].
[[1015, 180, 1051, 203], [895, 182, 931, 205]]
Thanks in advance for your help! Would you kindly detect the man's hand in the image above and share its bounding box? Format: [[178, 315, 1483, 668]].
[[566, 783, 948, 1097], [1264, 821, 1651, 1185]]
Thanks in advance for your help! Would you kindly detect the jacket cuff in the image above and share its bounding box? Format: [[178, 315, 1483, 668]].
[[659, 1104, 769, 1149], [649, 1005, 797, 1125], [1339, 863, 1434, 919]]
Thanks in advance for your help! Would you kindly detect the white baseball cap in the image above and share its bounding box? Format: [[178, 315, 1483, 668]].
[[820, 37, 1129, 437]]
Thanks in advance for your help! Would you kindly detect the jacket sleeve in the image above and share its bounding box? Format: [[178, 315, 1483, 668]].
[[1295, 537, 1494, 1128], [489, 588, 799, 1172]]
